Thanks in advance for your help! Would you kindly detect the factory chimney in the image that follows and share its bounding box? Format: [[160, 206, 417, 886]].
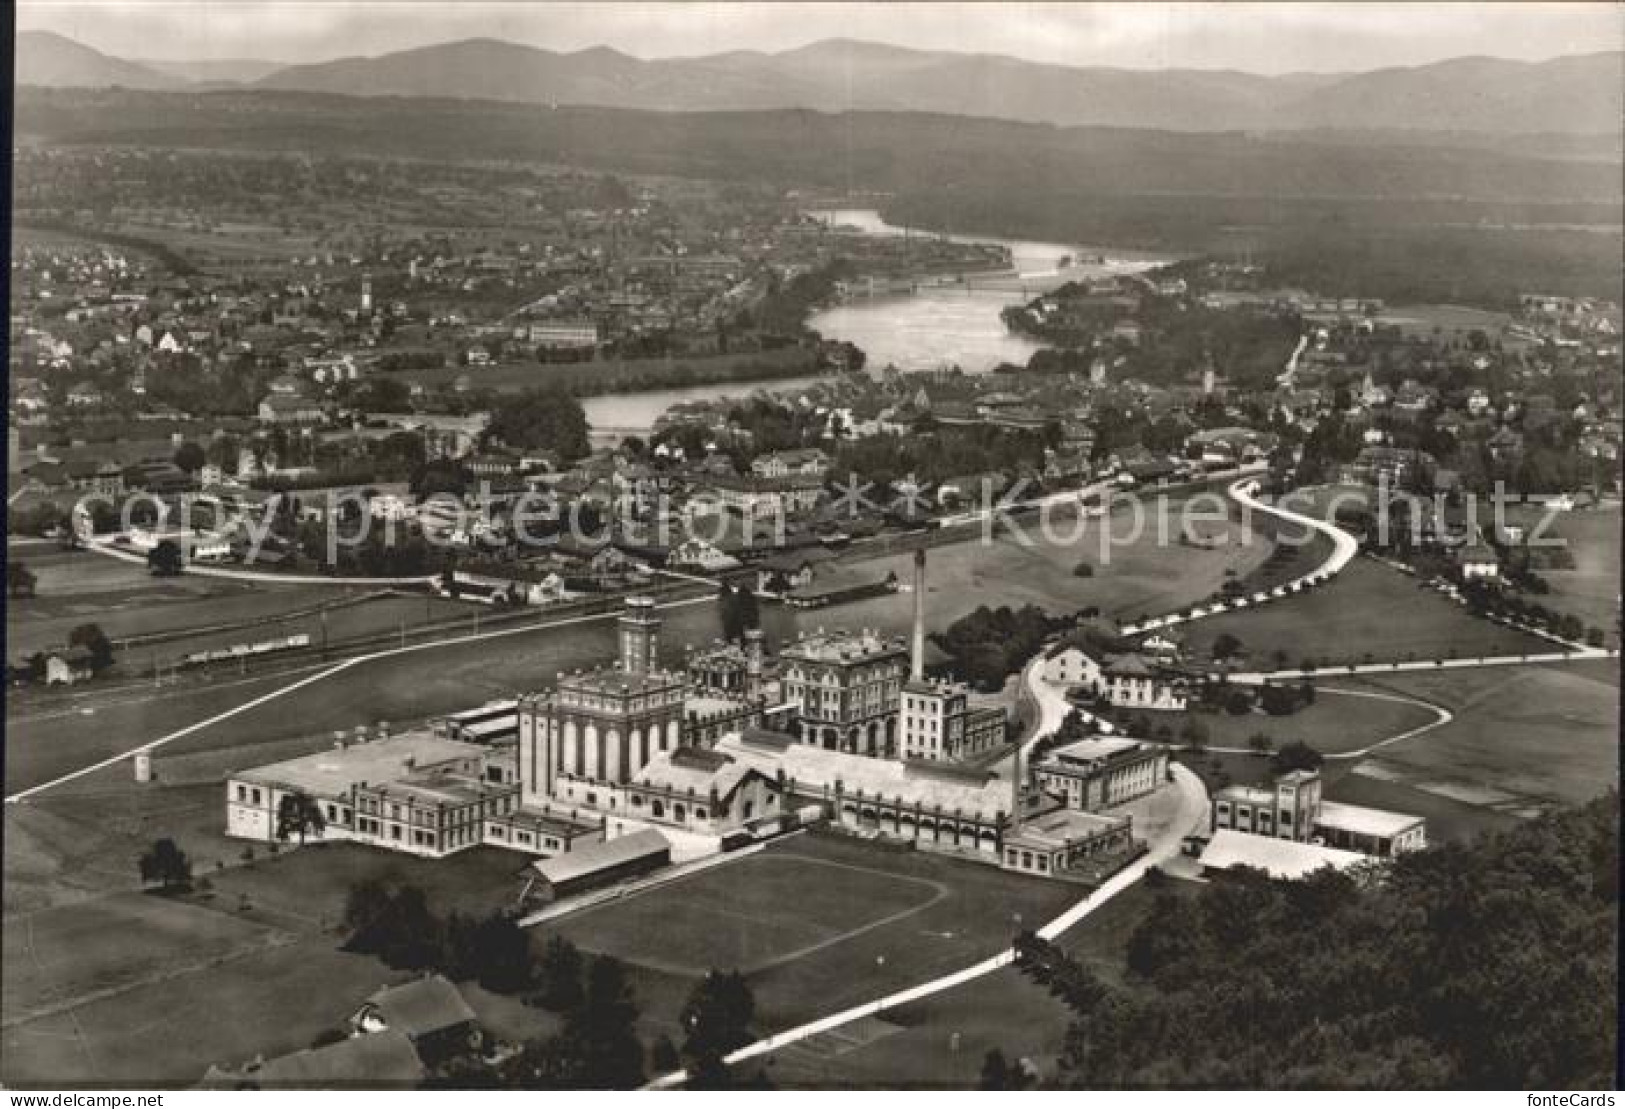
[[743, 627, 765, 700], [910, 548, 927, 682], [1010, 742, 1024, 832]]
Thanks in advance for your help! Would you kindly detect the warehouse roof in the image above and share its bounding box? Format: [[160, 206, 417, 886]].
[[531, 829, 670, 888], [1198, 830, 1366, 880]]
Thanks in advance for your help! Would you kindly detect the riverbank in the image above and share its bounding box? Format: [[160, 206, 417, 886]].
[[395, 345, 823, 399]]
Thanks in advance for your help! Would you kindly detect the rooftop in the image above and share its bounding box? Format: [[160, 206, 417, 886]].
[[205, 1030, 425, 1089], [716, 731, 1010, 820], [557, 663, 685, 697], [1198, 829, 1367, 880], [359, 975, 475, 1038], [1317, 800, 1424, 839], [531, 828, 670, 887], [1007, 805, 1128, 849], [1046, 736, 1144, 766], [780, 628, 907, 665], [237, 732, 485, 799]]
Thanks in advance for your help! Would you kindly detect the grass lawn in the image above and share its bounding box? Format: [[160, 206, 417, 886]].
[[1, 811, 560, 1086], [198, 842, 527, 928], [759, 879, 1188, 1088], [6, 547, 362, 657], [1336, 660, 1619, 809], [552, 852, 948, 976], [831, 504, 1273, 640], [1501, 503, 1621, 647], [0, 929, 406, 1088], [1145, 685, 1438, 756], [542, 830, 1077, 1046], [1183, 558, 1548, 668]]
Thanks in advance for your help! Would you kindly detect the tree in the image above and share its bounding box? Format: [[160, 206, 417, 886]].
[[1271, 740, 1325, 776], [147, 539, 185, 576], [275, 791, 327, 844], [718, 585, 760, 641], [1211, 633, 1244, 662], [485, 387, 590, 460], [1248, 732, 1275, 756], [981, 1048, 1034, 1090], [138, 838, 192, 891], [532, 935, 586, 1012], [558, 956, 644, 1088], [6, 561, 37, 599], [680, 970, 756, 1066], [173, 440, 207, 474], [68, 623, 115, 671], [464, 913, 536, 995], [1179, 716, 1208, 753], [648, 1035, 681, 1077]]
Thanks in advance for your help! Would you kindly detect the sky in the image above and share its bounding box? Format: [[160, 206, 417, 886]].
[[17, 1, 1625, 72]]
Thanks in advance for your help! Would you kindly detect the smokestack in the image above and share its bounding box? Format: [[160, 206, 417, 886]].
[[911, 549, 927, 682], [1011, 743, 1023, 831], [744, 627, 764, 699]]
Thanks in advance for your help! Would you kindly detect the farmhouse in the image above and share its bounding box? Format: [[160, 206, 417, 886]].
[[350, 976, 476, 1063], [1042, 640, 1189, 711]]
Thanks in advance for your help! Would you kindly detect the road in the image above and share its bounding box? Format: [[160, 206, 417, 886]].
[[1121, 475, 1360, 635]]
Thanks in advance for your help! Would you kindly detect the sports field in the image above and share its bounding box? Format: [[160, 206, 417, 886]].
[[760, 879, 1184, 1088], [545, 831, 1077, 1042]]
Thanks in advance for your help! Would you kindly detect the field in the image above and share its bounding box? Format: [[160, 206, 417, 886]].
[[760, 879, 1183, 1088], [0, 822, 543, 1087], [831, 502, 1274, 641], [1501, 503, 1622, 645], [1182, 558, 1548, 667], [1368, 303, 1516, 338], [1160, 686, 1439, 756], [1336, 659, 1619, 811], [545, 831, 1077, 1044], [5, 508, 1267, 798]]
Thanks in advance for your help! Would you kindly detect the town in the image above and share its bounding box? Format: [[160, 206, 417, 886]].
[[4, 7, 1621, 1096]]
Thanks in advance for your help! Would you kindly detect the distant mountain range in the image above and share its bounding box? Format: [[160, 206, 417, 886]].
[[16, 30, 1623, 136]]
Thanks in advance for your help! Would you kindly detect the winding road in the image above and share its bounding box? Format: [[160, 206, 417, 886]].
[[1120, 476, 1360, 636]]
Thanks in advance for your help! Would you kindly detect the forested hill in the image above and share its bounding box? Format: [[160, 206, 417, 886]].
[[17, 87, 1622, 303], [16, 88, 1620, 209], [1013, 792, 1620, 1089]]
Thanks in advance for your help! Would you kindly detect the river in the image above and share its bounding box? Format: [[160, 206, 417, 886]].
[[804, 208, 1172, 374], [584, 208, 1171, 439]]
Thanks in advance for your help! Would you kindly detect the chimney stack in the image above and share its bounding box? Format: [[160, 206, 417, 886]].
[[910, 548, 927, 682], [1011, 743, 1024, 832], [743, 627, 764, 699]]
